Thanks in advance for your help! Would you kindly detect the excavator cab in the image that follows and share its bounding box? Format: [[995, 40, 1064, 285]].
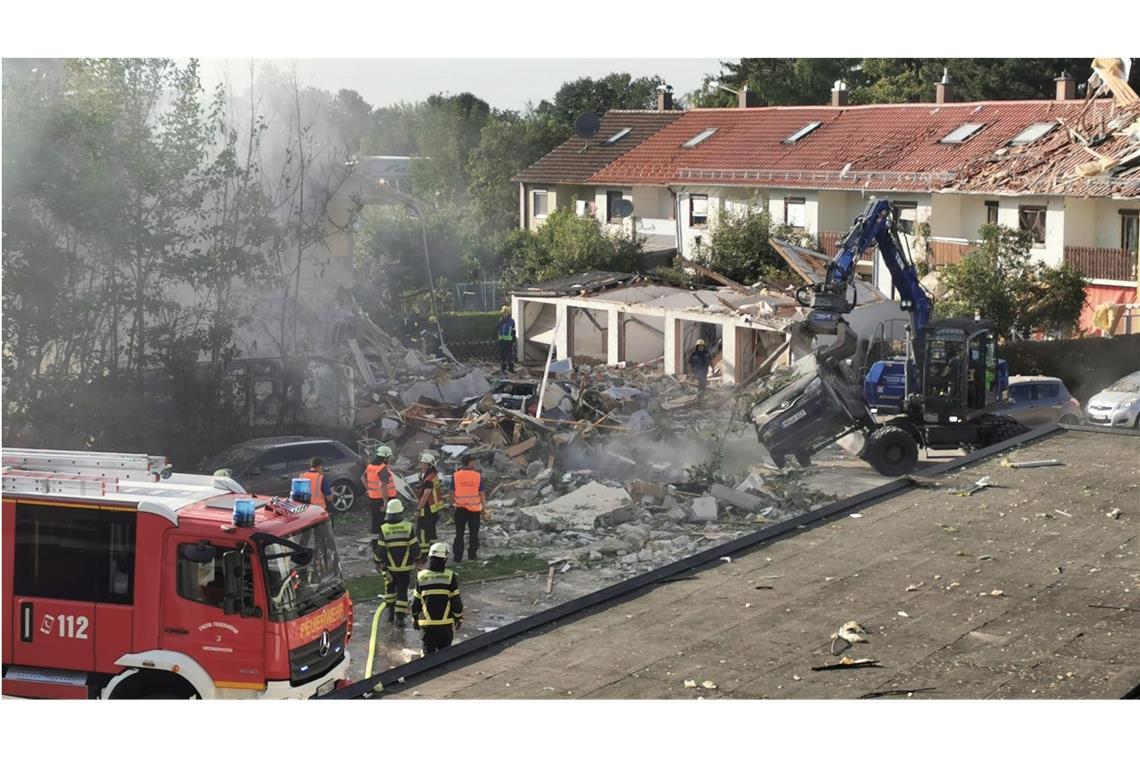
[[920, 319, 1003, 423]]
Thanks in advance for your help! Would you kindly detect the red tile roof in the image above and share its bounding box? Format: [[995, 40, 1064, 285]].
[[583, 100, 1121, 193], [512, 110, 683, 185]]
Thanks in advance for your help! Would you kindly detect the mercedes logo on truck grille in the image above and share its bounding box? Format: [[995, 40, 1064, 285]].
[[319, 630, 331, 658]]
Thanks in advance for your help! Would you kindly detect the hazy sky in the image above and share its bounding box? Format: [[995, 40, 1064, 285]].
[[200, 58, 724, 111]]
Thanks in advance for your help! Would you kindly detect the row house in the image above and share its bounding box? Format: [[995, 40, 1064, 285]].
[[514, 78, 1140, 334]]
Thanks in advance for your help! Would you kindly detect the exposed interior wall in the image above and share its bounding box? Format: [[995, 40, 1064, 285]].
[[960, 195, 997, 241], [631, 186, 674, 219], [522, 300, 556, 363], [735, 327, 786, 384], [1093, 199, 1140, 249], [622, 314, 665, 364], [569, 306, 609, 362]]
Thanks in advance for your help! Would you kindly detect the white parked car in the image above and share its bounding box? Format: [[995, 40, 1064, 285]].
[[1085, 370, 1140, 428]]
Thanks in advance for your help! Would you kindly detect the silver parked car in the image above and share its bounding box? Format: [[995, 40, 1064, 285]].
[[1005, 376, 1083, 428], [1085, 370, 1140, 428], [198, 436, 365, 512]]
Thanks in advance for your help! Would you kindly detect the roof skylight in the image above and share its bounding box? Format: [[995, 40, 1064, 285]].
[[604, 127, 632, 145], [682, 128, 717, 148], [784, 122, 822, 144], [940, 123, 985, 144], [1009, 122, 1057, 146]]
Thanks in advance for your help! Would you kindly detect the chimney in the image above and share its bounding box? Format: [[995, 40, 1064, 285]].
[[657, 84, 673, 111], [1055, 72, 1076, 101], [935, 68, 954, 104], [831, 79, 849, 107], [738, 86, 760, 108]]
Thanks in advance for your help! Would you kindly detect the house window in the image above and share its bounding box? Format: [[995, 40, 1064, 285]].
[[784, 197, 806, 229], [1122, 210, 1139, 252], [532, 189, 549, 218], [894, 202, 918, 235], [985, 201, 999, 226], [689, 194, 709, 227], [606, 191, 625, 222], [1018, 205, 1047, 245]]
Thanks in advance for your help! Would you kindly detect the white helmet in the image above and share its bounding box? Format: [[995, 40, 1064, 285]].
[[428, 542, 449, 559], [385, 499, 404, 515], [420, 452, 437, 465], [376, 445, 393, 459]]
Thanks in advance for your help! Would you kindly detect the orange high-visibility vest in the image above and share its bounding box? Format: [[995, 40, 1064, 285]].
[[364, 463, 396, 500], [452, 469, 483, 512], [298, 470, 325, 508]]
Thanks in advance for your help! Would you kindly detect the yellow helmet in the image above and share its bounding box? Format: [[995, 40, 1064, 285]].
[[500, 306, 511, 315], [696, 339, 706, 347], [385, 499, 404, 515]]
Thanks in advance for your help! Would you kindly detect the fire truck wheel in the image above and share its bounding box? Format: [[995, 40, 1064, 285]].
[[329, 480, 359, 513]]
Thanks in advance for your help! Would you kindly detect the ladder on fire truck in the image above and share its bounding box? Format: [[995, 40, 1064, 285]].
[[0, 448, 233, 500]]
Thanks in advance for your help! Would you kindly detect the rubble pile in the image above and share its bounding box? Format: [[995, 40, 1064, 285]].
[[336, 313, 836, 578]]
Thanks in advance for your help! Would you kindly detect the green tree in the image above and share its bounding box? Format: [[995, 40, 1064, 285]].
[[499, 208, 644, 288], [536, 73, 668, 129], [697, 207, 796, 285], [690, 59, 863, 107], [409, 93, 492, 207], [938, 224, 1087, 339], [467, 109, 566, 234], [853, 58, 1096, 104]]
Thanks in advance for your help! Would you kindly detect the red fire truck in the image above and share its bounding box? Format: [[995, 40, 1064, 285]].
[[1, 448, 353, 699]]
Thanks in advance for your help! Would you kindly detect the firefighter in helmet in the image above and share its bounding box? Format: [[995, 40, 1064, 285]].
[[416, 451, 445, 555], [411, 542, 464, 655], [376, 499, 419, 626]]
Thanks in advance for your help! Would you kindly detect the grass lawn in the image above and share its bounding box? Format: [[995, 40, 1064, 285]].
[[345, 552, 548, 601]]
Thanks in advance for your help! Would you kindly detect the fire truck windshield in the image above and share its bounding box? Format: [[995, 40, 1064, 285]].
[[257, 520, 345, 621]]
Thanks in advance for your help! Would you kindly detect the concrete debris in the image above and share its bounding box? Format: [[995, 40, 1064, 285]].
[[689, 496, 720, 522], [709, 483, 766, 512], [518, 481, 633, 531]]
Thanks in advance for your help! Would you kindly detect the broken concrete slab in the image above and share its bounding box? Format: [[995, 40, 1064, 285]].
[[709, 483, 766, 512], [689, 496, 719, 522], [400, 370, 492, 406], [518, 481, 633, 532]]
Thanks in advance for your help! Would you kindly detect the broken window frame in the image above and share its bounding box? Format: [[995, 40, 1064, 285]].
[[784, 197, 806, 230], [1018, 205, 1047, 246], [532, 188, 549, 218], [893, 201, 918, 235], [1122, 210, 1139, 253], [689, 194, 709, 228]]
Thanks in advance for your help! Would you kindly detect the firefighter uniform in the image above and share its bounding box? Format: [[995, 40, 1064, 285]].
[[411, 543, 464, 655], [416, 453, 446, 548], [376, 499, 420, 625]]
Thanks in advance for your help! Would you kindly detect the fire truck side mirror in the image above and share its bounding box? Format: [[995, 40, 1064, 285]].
[[222, 551, 244, 615]]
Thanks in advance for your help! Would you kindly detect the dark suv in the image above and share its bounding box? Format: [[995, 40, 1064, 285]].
[[198, 436, 364, 513]]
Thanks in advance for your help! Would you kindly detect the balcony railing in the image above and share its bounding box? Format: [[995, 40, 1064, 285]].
[[928, 237, 972, 269], [1064, 245, 1138, 282], [818, 231, 874, 260]]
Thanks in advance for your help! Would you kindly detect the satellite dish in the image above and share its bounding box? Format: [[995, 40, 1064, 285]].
[[611, 198, 634, 219], [573, 111, 601, 139]]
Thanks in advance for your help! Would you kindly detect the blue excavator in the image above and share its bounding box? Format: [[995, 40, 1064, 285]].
[[752, 197, 1027, 476]]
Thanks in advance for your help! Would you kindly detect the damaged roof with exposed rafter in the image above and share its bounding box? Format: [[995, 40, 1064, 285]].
[[582, 100, 1122, 194], [512, 110, 684, 185]]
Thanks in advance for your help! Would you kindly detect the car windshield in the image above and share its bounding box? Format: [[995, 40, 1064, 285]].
[[751, 354, 819, 420], [257, 520, 345, 621]]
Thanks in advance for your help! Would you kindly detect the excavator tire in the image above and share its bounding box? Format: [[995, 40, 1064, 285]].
[[863, 425, 920, 476]]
